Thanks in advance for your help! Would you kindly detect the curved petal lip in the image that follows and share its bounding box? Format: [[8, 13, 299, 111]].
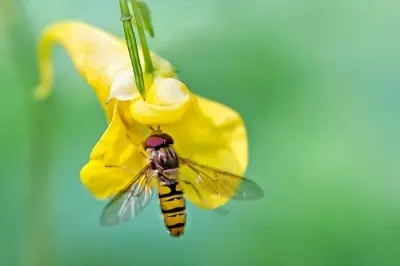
[[130, 98, 190, 125]]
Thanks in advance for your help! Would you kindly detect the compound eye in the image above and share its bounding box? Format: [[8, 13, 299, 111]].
[[145, 136, 165, 148], [160, 133, 174, 145]]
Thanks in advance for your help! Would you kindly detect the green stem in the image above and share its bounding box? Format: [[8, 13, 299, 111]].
[[130, 0, 154, 74], [119, 0, 146, 98]]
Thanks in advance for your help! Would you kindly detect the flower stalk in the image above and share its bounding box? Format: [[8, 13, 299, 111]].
[[118, 0, 146, 98], [130, 0, 154, 74]]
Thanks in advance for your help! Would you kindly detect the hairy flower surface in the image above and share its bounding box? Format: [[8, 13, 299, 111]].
[[34, 21, 248, 209]]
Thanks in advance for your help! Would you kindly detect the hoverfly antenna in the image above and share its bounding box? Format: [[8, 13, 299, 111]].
[[149, 125, 162, 134]]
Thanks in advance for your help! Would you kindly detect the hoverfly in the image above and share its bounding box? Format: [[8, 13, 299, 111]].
[[100, 126, 264, 237]]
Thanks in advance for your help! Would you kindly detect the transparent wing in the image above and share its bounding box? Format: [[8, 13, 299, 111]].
[[179, 157, 264, 201], [100, 165, 154, 226]]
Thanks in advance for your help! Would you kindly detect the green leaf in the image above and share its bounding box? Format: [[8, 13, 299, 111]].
[[130, 0, 154, 74], [131, 1, 154, 37], [119, 0, 146, 98]]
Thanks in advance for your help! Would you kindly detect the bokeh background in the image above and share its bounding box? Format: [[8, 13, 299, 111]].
[[1, 0, 400, 265]]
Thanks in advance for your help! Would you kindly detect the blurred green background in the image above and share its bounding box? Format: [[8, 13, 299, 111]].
[[1, 0, 400, 265]]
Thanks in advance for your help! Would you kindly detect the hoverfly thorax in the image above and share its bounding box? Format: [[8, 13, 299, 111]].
[[144, 133, 179, 171]]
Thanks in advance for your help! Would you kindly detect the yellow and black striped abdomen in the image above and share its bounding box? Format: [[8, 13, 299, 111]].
[[158, 181, 186, 237]]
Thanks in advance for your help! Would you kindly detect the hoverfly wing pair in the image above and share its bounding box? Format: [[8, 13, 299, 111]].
[[180, 158, 264, 201], [100, 157, 264, 226]]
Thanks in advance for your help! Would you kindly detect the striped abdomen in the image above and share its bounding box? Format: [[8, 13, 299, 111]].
[[158, 181, 186, 237]]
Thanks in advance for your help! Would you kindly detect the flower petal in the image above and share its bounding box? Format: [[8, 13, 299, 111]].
[[80, 103, 147, 199]]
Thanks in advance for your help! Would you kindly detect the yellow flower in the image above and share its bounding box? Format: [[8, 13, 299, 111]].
[[34, 20, 248, 209]]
